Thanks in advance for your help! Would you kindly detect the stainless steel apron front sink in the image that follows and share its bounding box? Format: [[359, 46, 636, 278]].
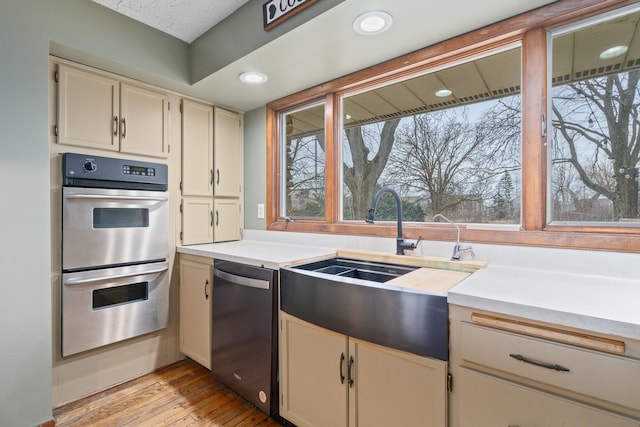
[[280, 257, 449, 361]]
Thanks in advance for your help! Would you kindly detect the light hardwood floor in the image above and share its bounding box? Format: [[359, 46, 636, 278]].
[[53, 359, 284, 426]]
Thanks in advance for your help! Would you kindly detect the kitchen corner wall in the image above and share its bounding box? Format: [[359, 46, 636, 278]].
[[0, 2, 190, 426], [244, 106, 268, 230]]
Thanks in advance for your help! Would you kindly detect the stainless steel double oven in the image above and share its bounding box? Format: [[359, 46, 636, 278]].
[[61, 153, 170, 357]]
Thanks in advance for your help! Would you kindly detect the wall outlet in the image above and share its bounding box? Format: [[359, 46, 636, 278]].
[[257, 203, 265, 219]]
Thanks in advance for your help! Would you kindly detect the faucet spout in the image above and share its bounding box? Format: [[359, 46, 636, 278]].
[[366, 187, 420, 255], [431, 214, 474, 261]]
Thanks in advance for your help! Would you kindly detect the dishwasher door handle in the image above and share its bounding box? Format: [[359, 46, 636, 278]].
[[214, 269, 270, 290]]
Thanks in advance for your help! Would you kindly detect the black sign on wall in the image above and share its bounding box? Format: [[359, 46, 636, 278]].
[[263, 0, 319, 31]]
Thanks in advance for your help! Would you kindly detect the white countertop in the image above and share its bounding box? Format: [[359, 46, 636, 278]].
[[178, 235, 640, 341], [448, 265, 640, 341], [177, 240, 335, 270]]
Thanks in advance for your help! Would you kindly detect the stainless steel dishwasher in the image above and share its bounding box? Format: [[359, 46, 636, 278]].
[[212, 259, 278, 415]]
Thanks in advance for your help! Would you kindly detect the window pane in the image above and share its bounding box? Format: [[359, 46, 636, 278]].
[[550, 11, 640, 224], [280, 103, 326, 218], [341, 48, 522, 224]]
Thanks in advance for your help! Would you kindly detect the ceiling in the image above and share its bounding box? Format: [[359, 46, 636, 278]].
[[91, 0, 251, 43], [91, 0, 561, 112], [287, 9, 640, 137]]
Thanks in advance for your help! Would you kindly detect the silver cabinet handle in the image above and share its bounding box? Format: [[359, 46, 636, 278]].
[[121, 117, 126, 137], [204, 279, 209, 300], [113, 116, 119, 136], [509, 354, 570, 372], [214, 269, 269, 289]]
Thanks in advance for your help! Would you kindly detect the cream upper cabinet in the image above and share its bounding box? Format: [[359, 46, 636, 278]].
[[213, 107, 242, 198], [179, 103, 243, 245], [55, 63, 169, 158], [182, 100, 213, 197], [56, 64, 119, 152], [213, 198, 241, 242], [119, 83, 169, 157], [179, 255, 213, 369], [180, 99, 215, 245], [279, 312, 447, 427], [181, 197, 214, 245]]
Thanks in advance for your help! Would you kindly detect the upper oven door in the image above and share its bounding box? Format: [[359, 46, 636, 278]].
[[62, 186, 169, 271]]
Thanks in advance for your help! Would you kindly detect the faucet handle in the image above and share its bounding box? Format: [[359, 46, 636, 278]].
[[451, 244, 474, 261]]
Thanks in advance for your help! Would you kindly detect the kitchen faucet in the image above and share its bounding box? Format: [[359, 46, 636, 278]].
[[431, 214, 474, 261], [365, 187, 421, 255]]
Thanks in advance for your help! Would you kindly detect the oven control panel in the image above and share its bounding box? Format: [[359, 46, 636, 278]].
[[62, 152, 168, 191]]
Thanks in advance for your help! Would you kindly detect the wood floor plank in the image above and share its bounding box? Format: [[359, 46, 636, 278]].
[[53, 360, 200, 425], [53, 359, 284, 427]]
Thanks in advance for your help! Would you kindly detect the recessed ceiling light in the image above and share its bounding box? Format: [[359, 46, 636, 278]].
[[353, 11, 393, 35], [599, 45, 628, 60], [435, 89, 452, 97], [239, 71, 268, 85]]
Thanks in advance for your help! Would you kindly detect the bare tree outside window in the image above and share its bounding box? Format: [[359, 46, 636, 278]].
[[550, 12, 640, 224], [341, 47, 522, 224], [281, 104, 325, 218]]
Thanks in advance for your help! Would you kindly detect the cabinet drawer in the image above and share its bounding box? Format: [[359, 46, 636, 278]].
[[459, 368, 639, 427], [460, 322, 640, 412]]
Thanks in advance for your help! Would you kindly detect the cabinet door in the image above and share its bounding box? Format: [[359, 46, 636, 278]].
[[459, 368, 639, 427], [182, 100, 213, 197], [56, 64, 119, 151], [179, 256, 213, 369], [181, 197, 213, 245], [213, 107, 242, 197], [280, 313, 348, 427], [349, 339, 447, 427], [120, 83, 169, 158], [213, 198, 241, 242]]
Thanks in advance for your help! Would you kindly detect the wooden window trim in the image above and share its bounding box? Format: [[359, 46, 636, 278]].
[[266, 0, 640, 253]]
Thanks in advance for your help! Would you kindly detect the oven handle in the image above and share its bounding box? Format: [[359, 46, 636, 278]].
[[214, 269, 270, 290], [64, 194, 169, 202], [64, 265, 169, 286]]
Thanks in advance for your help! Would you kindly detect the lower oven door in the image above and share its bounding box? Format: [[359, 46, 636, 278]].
[[61, 261, 170, 357], [62, 187, 169, 270]]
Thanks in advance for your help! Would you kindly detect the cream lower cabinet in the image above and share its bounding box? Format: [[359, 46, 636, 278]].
[[179, 255, 213, 369], [448, 306, 640, 427], [459, 368, 638, 427], [279, 312, 447, 427]]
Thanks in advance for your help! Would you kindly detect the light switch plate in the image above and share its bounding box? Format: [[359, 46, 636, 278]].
[[257, 203, 265, 219]]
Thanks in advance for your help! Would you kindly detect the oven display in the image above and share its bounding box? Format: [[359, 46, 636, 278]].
[[123, 165, 155, 176]]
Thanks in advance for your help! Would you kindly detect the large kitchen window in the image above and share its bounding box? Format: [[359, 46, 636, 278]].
[[549, 8, 640, 225], [266, 0, 640, 252], [341, 47, 522, 224], [280, 102, 326, 219]]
